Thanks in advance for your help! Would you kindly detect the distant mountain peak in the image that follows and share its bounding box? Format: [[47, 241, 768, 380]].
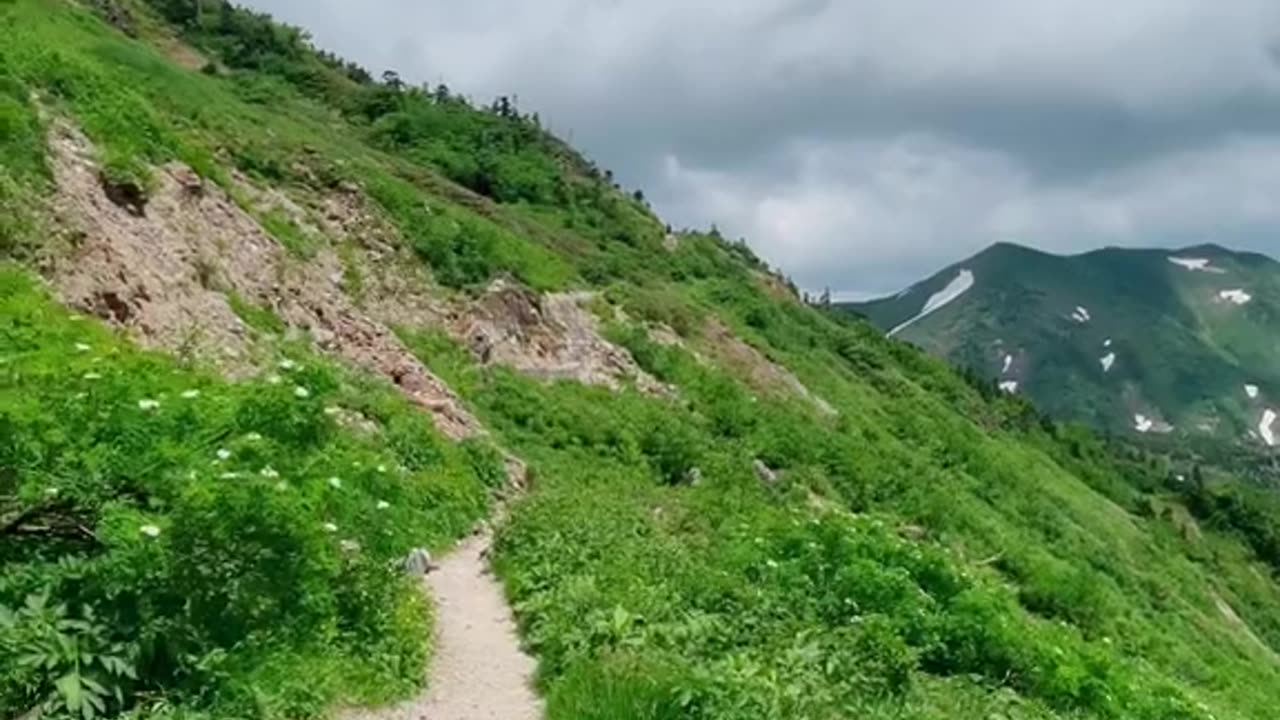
[[843, 242, 1280, 444]]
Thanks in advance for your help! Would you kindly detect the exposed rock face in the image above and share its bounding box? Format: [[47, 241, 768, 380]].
[[451, 280, 670, 395], [45, 122, 481, 440]]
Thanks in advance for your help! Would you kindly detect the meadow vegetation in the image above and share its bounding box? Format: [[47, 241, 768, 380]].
[[2, 1, 1280, 718]]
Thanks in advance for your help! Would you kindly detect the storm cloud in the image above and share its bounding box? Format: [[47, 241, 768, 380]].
[[245, 0, 1280, 297]]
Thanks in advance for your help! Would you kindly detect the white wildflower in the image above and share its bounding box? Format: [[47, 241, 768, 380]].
[[339, 539, 360, 553], [140, 525, 162, 538], [376, 500, 390, 510], [44, 487, 60, 497], [323, 522, 339, 533], [278, 358, 298, 370], [260, 466, 279, 479], [180, 389, 200, 399], [323, 406, 341, 416], [328, 477, 342, 489], [376, 464, 387, 473], [765, 559, 779, 569], [219, 471, 243, 480], [75, 343, 91, 352], [266, 374, 282, 385], [244, 432, 262, 442], [293, 386, 310, 399], [83, 372, 102, 381], [275, 481, 289, 492], [138, 399, 161, 411], [216, 448, 231, 461]]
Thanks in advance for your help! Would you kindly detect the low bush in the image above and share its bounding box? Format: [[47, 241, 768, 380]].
[[0, 268, 493, 717]]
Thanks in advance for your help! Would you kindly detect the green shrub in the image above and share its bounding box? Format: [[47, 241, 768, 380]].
[[0, 267, 493, 717]]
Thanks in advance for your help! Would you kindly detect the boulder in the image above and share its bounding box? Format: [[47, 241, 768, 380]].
[[753, 459, 778, 487], [402, 547, 434, 576]]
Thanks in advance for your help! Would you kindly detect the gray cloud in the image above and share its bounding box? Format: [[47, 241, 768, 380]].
[[246, 0, 1280, 296]]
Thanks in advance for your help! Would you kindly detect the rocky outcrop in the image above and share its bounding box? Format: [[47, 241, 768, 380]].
[[45, 122, 482, 440], [450, 280, 670, 395]]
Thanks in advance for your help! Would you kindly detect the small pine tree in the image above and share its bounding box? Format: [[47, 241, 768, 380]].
[[381, 70, 404, 91]]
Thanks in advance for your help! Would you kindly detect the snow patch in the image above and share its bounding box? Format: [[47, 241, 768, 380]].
[[1218, 289, 1252, 305], [1071, 306, 1092, 323], [1134, 414, 1154, 433], [1002, 354, 1013, 374], [1246, 384, 1260, 400], [999, 380, 1019, 394], [1168, 256, 1225, 273], [889, 269, 975, 336], [1260, 409, 1278, 447], [1103, 338, 1112, 348], [1100, 352, 1116, 372]]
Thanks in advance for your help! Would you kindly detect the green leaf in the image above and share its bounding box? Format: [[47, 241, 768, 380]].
[[81, 676, 107, 695], [56, 673, 84, 710]]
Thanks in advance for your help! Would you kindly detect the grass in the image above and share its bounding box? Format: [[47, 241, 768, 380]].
[[404, 287, 1280, 719], [226, 290, 286, 336]]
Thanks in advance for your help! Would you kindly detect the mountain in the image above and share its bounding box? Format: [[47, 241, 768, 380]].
[[847, 241, 1280, 446], [5, 2, 1280, 719]]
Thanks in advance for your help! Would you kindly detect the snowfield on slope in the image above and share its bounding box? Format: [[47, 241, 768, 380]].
[[1002, 354, 1013, 374], [1168, 256, 1226, 273], [1260, 410, 1278, 447], [889, 269, 975, 336], [999, 380, 1018, 394], [1100, 352, 1116, 373], [1246, 384, 1260, 400], [1219, 289, 1253, 305], [1071, 306, 1091, 323]]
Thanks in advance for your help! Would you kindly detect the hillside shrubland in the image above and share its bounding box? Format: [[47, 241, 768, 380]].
[[2, 1, 1280, 718]]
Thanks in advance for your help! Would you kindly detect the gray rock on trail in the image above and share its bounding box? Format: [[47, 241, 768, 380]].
[[401, 548, 433, 576]]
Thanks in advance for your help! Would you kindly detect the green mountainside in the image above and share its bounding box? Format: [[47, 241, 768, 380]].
[[847, 242, 1280, 450], [4, 2, 1280, 719]]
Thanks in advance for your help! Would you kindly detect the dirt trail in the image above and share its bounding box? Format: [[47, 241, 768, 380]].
[[342, 531, 543, 720]]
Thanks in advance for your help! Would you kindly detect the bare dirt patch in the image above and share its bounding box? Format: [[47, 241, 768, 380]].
[[1212, 590, 1279, 662], [704, 318, 836, 416]]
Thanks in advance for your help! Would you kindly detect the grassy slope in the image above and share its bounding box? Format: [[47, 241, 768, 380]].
[[1, 1, 1280, 719], [0, 269, 503, 717]]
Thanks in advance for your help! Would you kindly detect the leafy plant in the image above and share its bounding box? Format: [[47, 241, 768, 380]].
[[1, 593, 137, 720]]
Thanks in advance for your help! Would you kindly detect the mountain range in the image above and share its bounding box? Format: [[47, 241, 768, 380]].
[[847, 242, 1280, 448]]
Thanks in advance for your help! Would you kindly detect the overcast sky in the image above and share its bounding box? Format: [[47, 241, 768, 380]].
[[246, 0, 1280, 298]]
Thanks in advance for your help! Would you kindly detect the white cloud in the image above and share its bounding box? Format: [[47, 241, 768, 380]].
[[662, 133, 1280, 295], [245, 0, 1280, 295]]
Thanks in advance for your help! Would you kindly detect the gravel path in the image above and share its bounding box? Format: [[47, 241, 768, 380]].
[[341, 531, 543, 720]]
